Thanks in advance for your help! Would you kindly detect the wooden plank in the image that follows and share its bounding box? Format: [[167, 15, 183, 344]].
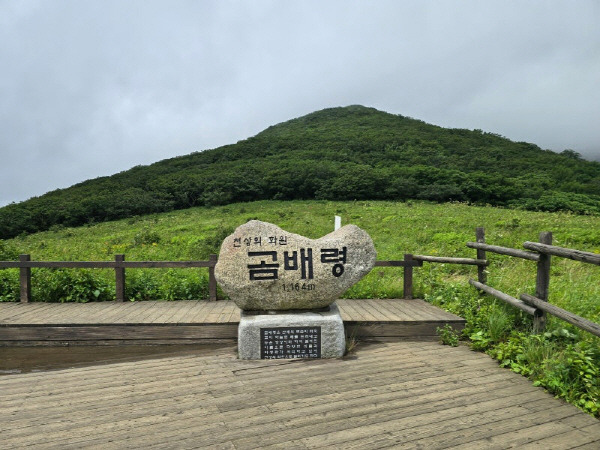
[[19, 254, 31, 302], [0, 324, 238, 341], [347, 300, 379, 321], [178, 300, 212, 323], [382, 299, 433, 321], [396, 299, 446, 320], [95, 301, 137, 324], [111, 300, 157, 324], [363, 299, 401, 321], [521, 293, 600, 337], [186, 301, 215, 323], [376, 299, 427, 320], [403, 253, 414, 298], [45, 303, 100, 324], [44, 302, 118, 324], [336, 299, 367, 321], [413, 299, 464, 321], [149, 302, 182, 324], [0, 261, 213, 269], [168, 300, 202, 323], [133, 301, 165, 323], [354, 299, 388, 321], [375, 299, 420, 321], [203, 302, 223, 323], [2, 341, 599, 449], [114, 254, 125, 302], [523, 241, 600, 265], [534, 231, 553, 331], [475, 227, 488, 284], [470, 279, 538, 316], [54, 373, 517, 448], [374, 260, 422, 267], [217, 301, 237, 324], [231, 382, 539, 448], [0, 302, 58, 322], [516, 420, 600, 449], [413, 255, 488, 265], [467, 240, 540, 261]]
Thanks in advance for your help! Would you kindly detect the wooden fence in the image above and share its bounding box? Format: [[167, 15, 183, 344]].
[[2, 227, 598, 337], [1, 254, 429, 303], [467, 229, 600, 337], [0, 255, 220, 302], [0, 239, 486, 304]]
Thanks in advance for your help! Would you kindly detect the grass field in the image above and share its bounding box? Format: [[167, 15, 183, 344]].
[[1, 200, 599, 415]]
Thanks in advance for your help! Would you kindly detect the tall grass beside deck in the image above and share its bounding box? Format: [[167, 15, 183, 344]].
[[1, 199, 599, 415]]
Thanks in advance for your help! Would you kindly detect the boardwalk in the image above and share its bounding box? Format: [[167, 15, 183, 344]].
[[1, 341, 599, 449], [0, 299, 465, 345]]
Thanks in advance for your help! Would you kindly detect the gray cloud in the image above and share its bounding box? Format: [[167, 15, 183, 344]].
[[1, 0, 599, 206]]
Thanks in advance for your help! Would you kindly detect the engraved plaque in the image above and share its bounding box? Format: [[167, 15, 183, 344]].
[[260, 327, 321, 359]]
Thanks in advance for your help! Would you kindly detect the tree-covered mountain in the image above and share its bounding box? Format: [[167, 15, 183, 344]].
[[2, 105, 600, 239]]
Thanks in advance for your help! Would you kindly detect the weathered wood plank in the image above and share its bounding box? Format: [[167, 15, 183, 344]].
[[521, 293, 600, 337], [19, 254, 31, 302], [336, 299, 367, 321], [374, 260, 422, 267], [0, 303, 57, 322], [523, 241, 600, 265], [378, 298, 424, 320], [467, 240, 541, 261], [413, 255, 488, 265], [1, 299, 464, 344], [534, 231, 553, 331], [0, 260, 214, 269], [470, 279, 538, 316], [0, 325, 238, 341], [2, 342, 599, 449]]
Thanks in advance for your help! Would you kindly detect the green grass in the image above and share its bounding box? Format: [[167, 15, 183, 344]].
[[1, 199, 599, 415]]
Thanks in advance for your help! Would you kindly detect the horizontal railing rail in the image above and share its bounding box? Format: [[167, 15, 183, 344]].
[[469, 279, 538, 316], [0, 244, 487, 304], [413, 255, 487, 266], [469, 231, 600, 336], [520, 293, 600, 338], [523, 242, 600, 265], [0, 254, 219, 303], [0, 261, 215, 269], [466, 242, 540, 261]]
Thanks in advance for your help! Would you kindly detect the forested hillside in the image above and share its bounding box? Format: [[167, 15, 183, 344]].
[[1, 105, 600, 238]]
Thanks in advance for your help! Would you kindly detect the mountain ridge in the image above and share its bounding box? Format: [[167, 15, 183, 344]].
[[1, 105, 599, 239]]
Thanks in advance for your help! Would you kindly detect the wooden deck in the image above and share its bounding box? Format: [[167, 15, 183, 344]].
[[0, 299, 465, 345], [1, 341, 599, 448]]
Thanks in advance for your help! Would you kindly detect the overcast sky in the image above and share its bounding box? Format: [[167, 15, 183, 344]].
[[1, 1, 599, 207]]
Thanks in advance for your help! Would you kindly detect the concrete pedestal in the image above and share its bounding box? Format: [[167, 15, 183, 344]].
[[238, 303, 345, 359]]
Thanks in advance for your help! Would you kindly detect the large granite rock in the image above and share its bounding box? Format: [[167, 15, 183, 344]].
[[215, 220, 376, 310]]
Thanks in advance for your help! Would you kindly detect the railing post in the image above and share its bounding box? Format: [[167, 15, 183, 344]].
[[19, 254, 31, 303], [476, 227, 487, 284], [115, 254, 126, 302], [209, 254, 218, 301], [403, 254, 413, 300], [534, 231, 552, 332]]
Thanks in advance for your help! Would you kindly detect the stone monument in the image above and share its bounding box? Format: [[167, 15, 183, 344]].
[[215, 220, 376, 359]]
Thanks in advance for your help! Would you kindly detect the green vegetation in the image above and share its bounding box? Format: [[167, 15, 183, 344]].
[[1, 199, 599, 415], [2, 105, 600, 238], [437, 324, 460, 347]]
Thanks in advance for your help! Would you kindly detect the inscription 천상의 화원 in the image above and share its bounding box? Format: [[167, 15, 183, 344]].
[[260, 327, 321, 359]]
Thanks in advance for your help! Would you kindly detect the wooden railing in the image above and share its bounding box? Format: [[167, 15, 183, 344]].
[[2, 227, 597, 337], [1, 254, 219, 302], [467, 230, 600, 337], [0, 238, 488, 303]]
